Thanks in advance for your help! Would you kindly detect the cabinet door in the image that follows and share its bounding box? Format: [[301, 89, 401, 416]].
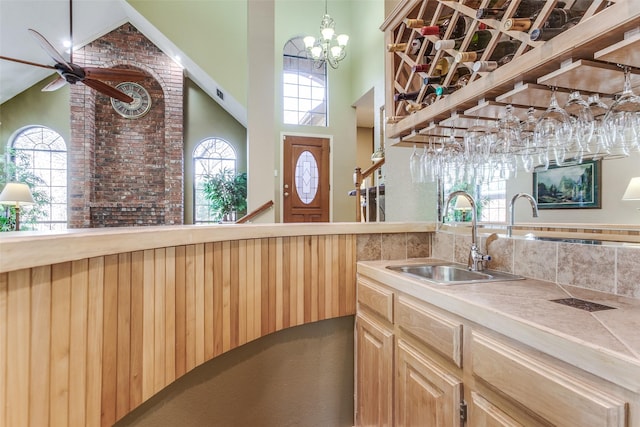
[[356, 313, 394, 427], [396, 339, 462, 427], [468, 391, 523, 427]]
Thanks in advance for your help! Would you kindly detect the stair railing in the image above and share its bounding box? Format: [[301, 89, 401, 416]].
[[353, 158, 385, 222]]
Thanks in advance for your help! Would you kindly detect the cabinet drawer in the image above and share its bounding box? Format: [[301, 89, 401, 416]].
[[395, 296, 463, 368], [357, 278, 393, 323], [471, 332, 627, 427]]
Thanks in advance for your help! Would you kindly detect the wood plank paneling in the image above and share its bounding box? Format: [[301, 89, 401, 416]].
[[174, 246, 186, 378], [230, 240, 240, 348], [153, 249, 166, 394], [204, 243, 215, 359], [129, 252, 144, 410], [30, 266, 51, 427], [102, 255, 119, 427], [0, 273, 7, 427], [1, 232, 363, 427], [50, 262, 71, 427], [7, 269, 31, 427], [194, 244, 205, 366], [184, 245, 196, 372], [213, 242, 223, 357], [116, 254, 131, 419], [86, 257, 104, 427], [69, 260, 89, 427], [141, 250, 155, 401], [164, 247, 176, 386]]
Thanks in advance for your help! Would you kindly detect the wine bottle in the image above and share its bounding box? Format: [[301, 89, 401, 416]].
[[387, 43, 408, 52], [405, 101, 424, 113], [420, 15, 467, 39], [529, 18, 579, 41], [437, 29, 493, 53], [422, 75, 445, 84], [394, 90, 421, 102], [504, 7, 579, 32], [456, 39, 518, 64], [477, 0, 564, 20], [472, 48, 515, 72]]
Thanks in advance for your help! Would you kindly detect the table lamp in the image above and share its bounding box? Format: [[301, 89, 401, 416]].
[[0, 182, 35, 230]]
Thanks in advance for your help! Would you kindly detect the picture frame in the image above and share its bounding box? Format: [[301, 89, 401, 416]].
[[533, 160, 601, 209]]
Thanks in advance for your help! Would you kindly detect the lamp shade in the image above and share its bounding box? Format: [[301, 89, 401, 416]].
[[622, 177, 640, 200], [0, 182, 35, 205], [454, 195, 472, 210]]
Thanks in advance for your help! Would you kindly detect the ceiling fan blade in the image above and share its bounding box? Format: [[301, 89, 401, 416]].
[[83, 78, 134, 103], [0, 55, 57, 70], [42, 76, 68, 92], [28, 29, 72, 71], [84, 67, 147, 82]]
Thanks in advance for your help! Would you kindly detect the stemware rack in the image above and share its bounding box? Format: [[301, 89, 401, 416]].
[[381, 0, 640, 145]]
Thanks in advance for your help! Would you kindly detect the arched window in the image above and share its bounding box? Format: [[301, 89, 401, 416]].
[[283, 36, 327, 126], [9, 126, 67, 230], [193, 138, 237, 223]]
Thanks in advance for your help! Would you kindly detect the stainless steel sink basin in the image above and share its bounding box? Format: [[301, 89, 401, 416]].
[[386, 263, 524, 285]]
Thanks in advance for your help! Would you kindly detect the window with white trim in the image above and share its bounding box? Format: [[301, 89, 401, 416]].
[[283, 36, 327, 126], [193, 138, 237, 223], [9, 126, 67, 230]]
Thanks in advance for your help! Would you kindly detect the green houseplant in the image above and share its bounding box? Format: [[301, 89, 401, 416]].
[[0, 150, 49, 231], [203, 170, 247, 222]]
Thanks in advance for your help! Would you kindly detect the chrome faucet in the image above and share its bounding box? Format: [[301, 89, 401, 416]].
[[507, 193, 539, 237], [443, 191, 491, 272]]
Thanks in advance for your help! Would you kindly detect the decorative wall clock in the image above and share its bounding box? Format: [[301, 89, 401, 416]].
[[111, 82, 152, 118]]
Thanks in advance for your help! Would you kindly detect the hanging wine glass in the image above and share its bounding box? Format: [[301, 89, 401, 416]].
[[419, 145, 429, 183], [563, 91, 594, 164], [586, 94, 610, 160], [603, 66, 640, 159], [519, 107, 539, 172], [534, 88, 572, 166], [409, 144, 421, 183], [464, 117, 491, 185], [496, 104, 522, 179]]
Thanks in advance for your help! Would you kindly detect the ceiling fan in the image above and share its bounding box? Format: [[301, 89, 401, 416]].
[[0, 0, 146, 103]]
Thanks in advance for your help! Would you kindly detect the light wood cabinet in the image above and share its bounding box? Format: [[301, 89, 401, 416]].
[[396, 338, 463, 426], [355, 273, 635, 427], [355, 312, 394, 427]]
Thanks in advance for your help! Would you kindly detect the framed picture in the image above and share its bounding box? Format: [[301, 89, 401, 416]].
[[533, 160, 601, 209]]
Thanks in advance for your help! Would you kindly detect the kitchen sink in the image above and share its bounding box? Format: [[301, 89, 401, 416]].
[[386, 263, 525, 285]]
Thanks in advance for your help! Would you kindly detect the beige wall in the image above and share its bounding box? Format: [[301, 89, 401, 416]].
[[0, 76, 70, 153], [184, 80, 248, 224], [114, 316, 355, 427]]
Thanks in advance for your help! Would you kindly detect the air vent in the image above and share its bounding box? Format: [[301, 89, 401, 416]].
[[216, 88, 224, 100], [550, 298, 616, 312]]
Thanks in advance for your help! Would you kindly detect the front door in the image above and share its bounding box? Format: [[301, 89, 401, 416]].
[[282, 135, 330, 222]]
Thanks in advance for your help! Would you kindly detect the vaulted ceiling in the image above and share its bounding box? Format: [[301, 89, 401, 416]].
[[0, 0, 247, 125]]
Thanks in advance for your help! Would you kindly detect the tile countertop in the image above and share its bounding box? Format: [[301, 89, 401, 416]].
[[357, 258, 640, 395]]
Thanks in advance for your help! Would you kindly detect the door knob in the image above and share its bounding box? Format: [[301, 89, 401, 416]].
[[284, 192, 289, 197]]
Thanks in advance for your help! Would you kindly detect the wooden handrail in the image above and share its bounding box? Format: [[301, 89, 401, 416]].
[[354, 159, 385, 223], [235, 200, 274, 223]]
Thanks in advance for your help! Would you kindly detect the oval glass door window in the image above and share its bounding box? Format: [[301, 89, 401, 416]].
[[295, 150, 319, 204]]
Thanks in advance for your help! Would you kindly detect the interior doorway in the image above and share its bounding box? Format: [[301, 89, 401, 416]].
[[282, 135, 330, 222]]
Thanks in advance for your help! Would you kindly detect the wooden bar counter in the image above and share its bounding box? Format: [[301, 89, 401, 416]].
[[0, 222, 432, 427]]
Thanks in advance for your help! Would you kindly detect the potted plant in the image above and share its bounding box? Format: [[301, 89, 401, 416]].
[[202, 169, 247, 222], [0, 149, 49, 231]]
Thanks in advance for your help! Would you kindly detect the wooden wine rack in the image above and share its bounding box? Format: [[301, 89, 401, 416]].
[[382, 0, 640, 145]]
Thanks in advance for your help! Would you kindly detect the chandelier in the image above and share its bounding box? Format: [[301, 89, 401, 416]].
[[303, 1, 349, 69]]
